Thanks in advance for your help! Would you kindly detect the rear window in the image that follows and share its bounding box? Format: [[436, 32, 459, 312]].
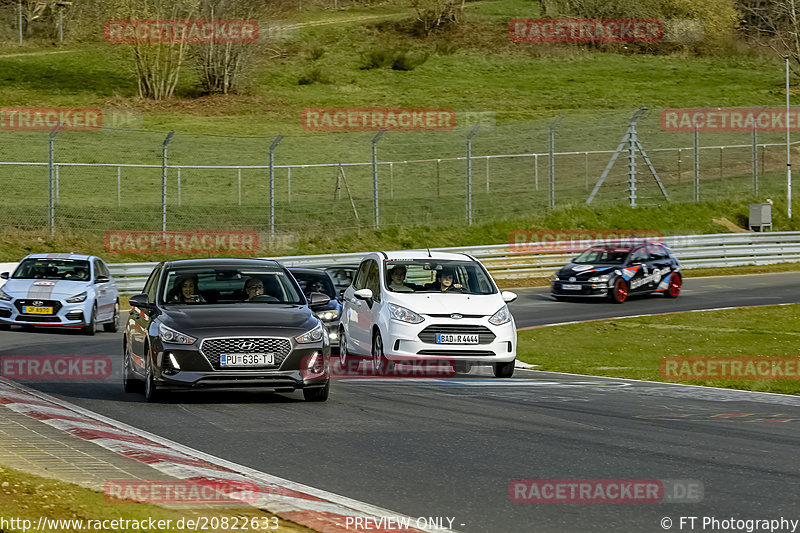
[[291, 271, 337, 299], [13, 259, 91, 281]]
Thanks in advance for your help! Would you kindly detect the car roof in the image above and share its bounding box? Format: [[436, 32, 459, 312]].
[[163, 258, 282, 269], [379, 250, 475, 261], [289, 267, 333, 275], [23, 253, 95, 261]]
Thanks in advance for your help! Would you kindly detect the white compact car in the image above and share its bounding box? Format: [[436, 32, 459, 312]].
[[339, 251, 517, 378]]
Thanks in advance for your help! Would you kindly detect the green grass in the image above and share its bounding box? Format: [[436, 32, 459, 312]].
[[0, 1, 798, 243], [0, 465, 311, 533], [517, 304, 800, 395]]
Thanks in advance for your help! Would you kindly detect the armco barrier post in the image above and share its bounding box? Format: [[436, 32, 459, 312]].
[[693, 118, 700, 202], [161, 130, 175, 232]]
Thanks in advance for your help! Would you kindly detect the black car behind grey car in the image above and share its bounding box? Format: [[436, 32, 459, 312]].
[[123, 258, 331, 402], [288, 268, 342, 351], [551, 242, 682, 303]]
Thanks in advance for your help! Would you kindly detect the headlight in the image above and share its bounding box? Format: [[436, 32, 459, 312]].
[[65, 291, 87, 303], [317, 309, 339, 322], [389, 304, 424, 324], [0, 288, 12, 301], [588, 275, 610, 283], [488, 305, 512, 326], [158, 323, 196, 345], [295, 323, 325, 344]]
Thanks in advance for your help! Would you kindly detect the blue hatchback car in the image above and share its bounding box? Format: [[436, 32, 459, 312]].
[[0, 253, 120, 335]]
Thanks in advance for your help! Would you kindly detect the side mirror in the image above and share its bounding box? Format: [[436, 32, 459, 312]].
[[308, 292, 331, 309], [337, 289, 345, 302], [128, 293, 152, 309], [353, 288, 373, 301], [0, 273, 7, 280], [95, 275, 110, 284], [501, 291, 518, 303]]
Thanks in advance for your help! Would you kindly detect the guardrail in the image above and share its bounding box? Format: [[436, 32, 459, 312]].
[[106, 231, 800, 293]]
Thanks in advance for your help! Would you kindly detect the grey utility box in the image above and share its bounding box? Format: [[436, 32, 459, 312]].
[[749, 203, 772, 232]]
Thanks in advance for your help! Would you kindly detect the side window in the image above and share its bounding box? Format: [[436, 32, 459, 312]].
[[353, 261, 371, 291], [366, 261, 381, 302], [630, 247, 648, 264], [648, 244, 669, 261], [142, 267, 161, 302], [97, 261, 111, 279]]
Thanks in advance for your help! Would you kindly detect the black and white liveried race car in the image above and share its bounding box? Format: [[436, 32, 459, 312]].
[[551, 242, 682, 303]]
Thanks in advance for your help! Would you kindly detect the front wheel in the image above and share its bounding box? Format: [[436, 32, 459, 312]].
[[371, 331, 393, 375], [609, 278, 628, 304], [303, 381, 330, 402], [493, 360, 515, 378], [82, 306, 96, 336], [143, 349, 162, 403], [664, 273, 682, 298], [103, 302, 120, 332]]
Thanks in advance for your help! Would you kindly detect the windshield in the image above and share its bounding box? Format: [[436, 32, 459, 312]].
[[384, 259, 496, 295], [572, 247, 631, 265], [161, 267, 304, 305], [13, 258, 91, 281], [291, 271, 337, 299]]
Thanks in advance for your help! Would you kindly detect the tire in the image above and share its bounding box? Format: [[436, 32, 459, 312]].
[[303, 381, 330, 402], [664, 273, 682, 298], [82, 306, 96, 336], [143, 348, 162, 403], [336, 328, 353, 374], [103, 301, 120, 332], [609, 278, 628, 304], [371, 331, 393, 375], [122, 337, 140, 393], [493, 360, 515, 378]]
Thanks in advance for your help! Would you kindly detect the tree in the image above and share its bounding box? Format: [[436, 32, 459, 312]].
[[739, 0, 800, 73], [409, 0, 464, 36]]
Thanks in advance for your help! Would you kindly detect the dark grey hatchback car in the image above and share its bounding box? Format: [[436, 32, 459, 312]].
[[123, 258, 331, 402]]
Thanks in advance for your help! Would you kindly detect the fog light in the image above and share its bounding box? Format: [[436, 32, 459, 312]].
[[168, 353, 181, 371], [307, 351, 325, 375]]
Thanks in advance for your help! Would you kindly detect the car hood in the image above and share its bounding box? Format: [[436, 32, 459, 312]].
[[557, 263, 622, 280], [386, 293, 505, 317], [161, 304, 318, 334], [1, 279, 92, 299]]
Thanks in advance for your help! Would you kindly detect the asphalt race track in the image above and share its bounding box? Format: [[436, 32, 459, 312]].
[[2, 271, 800, 532]]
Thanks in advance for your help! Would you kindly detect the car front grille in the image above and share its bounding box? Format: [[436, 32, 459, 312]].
[[416, 349, 496, 357], [14, 299, 62, 315], [200, 337, 292, 370], [418, 324, 496, 344]]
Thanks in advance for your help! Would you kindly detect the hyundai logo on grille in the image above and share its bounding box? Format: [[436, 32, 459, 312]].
[[450, 313, 462, 320], [32, 300, 43, 307], [236, 341, 255, 351]]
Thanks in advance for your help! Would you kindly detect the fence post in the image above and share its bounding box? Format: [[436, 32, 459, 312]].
[[372, 131, 384, 228], [549, 116, 564, 209], [719, 147, 723, 180], [752, 124, 758, 196], [584, 152, 589, 192], [177, 167, 181, 207], [269, 135, 284, 235], [628, 124, 637, 208], [18, 3, 22, 46], [117, 166, 121, 207], [55, 164, 59, 204], [288, 167, 291, 203], [238, 168, 242, 206], [486, 156, 490, 193], [161, 130, 175, 232], [48, 129, 59, 236], [466, 125, 480, 225], [390, 162, 394, 199], [436, 159, 441, 197], [693, 119, 700, 202], [534, 153, 538, 191]]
